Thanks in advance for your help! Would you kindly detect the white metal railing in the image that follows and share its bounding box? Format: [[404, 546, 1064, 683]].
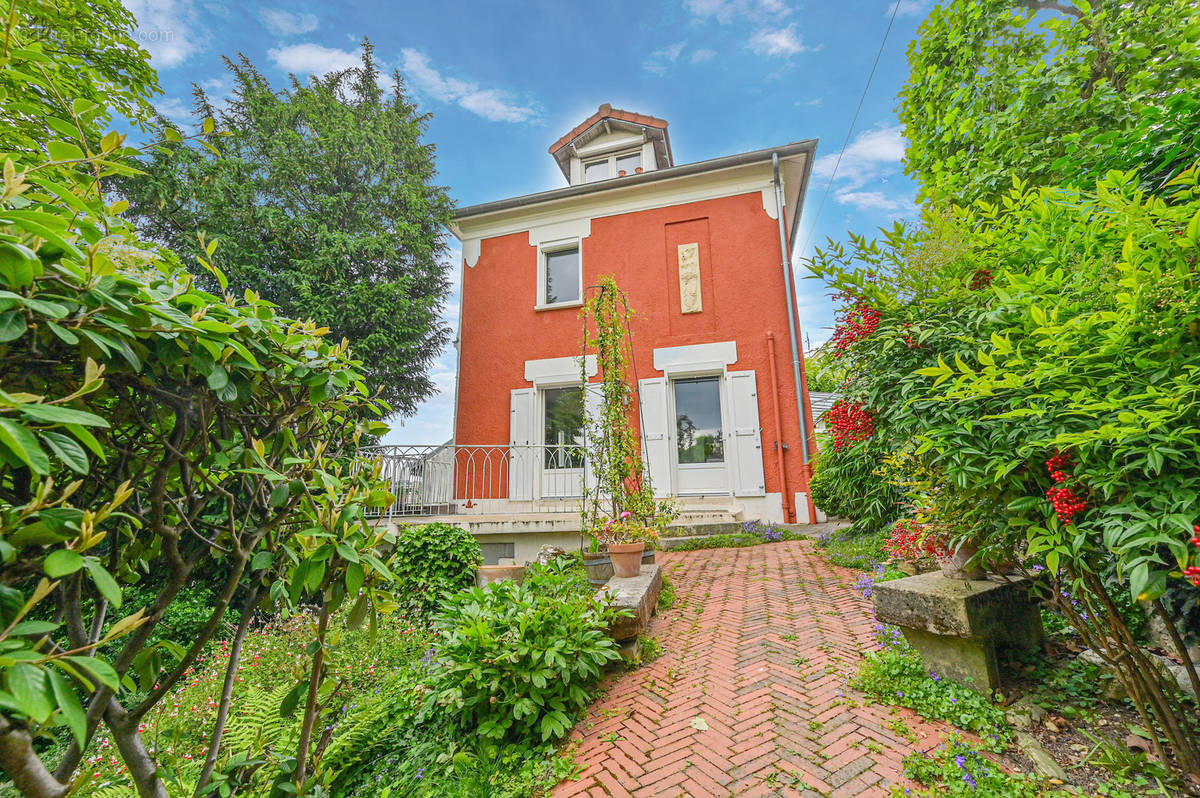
[[362, 444, 586, 517]]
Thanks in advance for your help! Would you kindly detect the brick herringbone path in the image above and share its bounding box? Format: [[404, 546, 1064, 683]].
[[553, 539, 950, 798]]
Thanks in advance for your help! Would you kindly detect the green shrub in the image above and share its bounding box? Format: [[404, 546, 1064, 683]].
[[900, 736, 1063, 797], [392, 522, 482, 614], [807, 438, 900, 535], [423, 572, 621, 743], [817, 526, 887, 571], [854, 634, 1009, 749]]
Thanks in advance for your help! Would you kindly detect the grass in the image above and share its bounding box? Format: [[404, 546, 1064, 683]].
[[668, 521, 804, 552]]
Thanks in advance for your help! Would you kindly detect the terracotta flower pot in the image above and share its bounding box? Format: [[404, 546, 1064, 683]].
[[938, 541, 985, 581], [608, 542, 645, 578]]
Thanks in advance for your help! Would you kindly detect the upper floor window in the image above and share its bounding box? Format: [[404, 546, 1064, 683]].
[[583, 160, 609, 182], [582, 149, 643, 183], [542, 245, 580, 307]]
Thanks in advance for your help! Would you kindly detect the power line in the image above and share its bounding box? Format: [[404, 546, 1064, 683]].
[[797, 0, 903, 260]]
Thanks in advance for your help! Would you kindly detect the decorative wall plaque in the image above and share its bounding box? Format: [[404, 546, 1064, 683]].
[[677, 242, 702, 314]]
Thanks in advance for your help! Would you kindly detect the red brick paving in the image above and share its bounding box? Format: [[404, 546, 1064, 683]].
[[553, 539, 951, 798]]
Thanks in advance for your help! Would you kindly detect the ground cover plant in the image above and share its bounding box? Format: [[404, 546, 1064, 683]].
[[667, 520, 803, 552]]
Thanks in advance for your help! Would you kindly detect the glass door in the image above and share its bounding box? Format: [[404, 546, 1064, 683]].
[[673, 376, 729, 494], [541, 386, 585, 498]]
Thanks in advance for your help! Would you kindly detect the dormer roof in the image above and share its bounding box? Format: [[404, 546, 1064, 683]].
[[549, 103, 673, 180]]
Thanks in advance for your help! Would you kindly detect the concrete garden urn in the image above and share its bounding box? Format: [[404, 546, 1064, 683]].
[[608, 542, 645, 578], [476, 564, 525, 587]]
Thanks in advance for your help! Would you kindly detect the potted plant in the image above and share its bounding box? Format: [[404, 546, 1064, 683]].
[[884, 518, 983, 580], [594, 511, 660, 578]]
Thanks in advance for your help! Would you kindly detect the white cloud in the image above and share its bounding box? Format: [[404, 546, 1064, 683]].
[[832, 190, 913, 213], [156, 96, 193, 125], [796, 97, 822, 106], [885, 0, 933, 17], [259, 8, 319, 35], [268, 43, 361, 75], [685, 0, 791, 24], [122, 0, 204, 69], [400, 49, 537, 123], [811, 125, 913, 215], [643, 41, 687, 75], [690, 48, 718, 63], [812, 124, 906, 189], [749, 24, 810, 57]]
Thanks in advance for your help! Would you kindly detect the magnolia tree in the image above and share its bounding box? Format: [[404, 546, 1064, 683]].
[[810, 170, 1200, 779], [0, 9, 398, 798]]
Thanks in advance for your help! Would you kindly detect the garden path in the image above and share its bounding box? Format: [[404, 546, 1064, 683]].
[[552, 538, 951, 798]]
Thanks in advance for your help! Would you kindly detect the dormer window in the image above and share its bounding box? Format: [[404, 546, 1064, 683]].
[[616, 151, 641, 176], [583, 149, 643, 183], [583, 159, 609, 183]]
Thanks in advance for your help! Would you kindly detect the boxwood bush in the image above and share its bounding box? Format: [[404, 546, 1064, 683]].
[[392, 522, 483, 614]]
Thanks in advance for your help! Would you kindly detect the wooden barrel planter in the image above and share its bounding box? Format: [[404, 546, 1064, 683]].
[[583, 549, 656, 585]]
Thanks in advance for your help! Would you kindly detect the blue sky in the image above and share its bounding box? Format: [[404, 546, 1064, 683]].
[[122, 0, 935, 444]]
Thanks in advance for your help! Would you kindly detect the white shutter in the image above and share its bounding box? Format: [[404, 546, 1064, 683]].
[[638, 378, 671, 497], [727, 370, 766, 497], [582, 383, 604, 496], [509, 388, 535, 500]]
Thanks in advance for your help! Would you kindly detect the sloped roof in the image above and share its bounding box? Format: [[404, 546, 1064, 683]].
[[548, 103, 673, 180], [549, 103, 669, 154]]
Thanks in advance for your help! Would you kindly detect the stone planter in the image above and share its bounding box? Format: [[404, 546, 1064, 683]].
[[609, 542, 645, 578], [476, 564, 525, 587], [939, 540, 985, 581]]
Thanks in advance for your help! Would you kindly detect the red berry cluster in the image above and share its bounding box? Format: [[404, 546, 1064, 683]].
[[827, 400, 874, 451], [969, 269, 994, 290], [829, 299, 881, 358], [1185, 525, 1200, 587], [1044, 450, 1086, 525], [883, 518, 947, 560]]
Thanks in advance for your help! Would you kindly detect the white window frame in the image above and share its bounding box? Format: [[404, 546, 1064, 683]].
[[582, 148, 643, 183], [536, 237, 583, 311], [667, 369, 732, 495]]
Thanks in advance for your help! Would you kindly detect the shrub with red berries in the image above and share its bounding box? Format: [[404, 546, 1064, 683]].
[[969, 268, 994, 290], [1186, 524, 1200, 587], [883, 518, 948, 560], [827, 400, 874, 451], [828, 296, 881, 358], [1044, 450, 1086, 525]]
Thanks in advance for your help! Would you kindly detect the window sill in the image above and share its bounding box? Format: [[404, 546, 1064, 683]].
[[534, 300, 583, 312]]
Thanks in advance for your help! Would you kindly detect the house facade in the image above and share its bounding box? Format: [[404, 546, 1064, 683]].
[[379, 104, 820, 559]]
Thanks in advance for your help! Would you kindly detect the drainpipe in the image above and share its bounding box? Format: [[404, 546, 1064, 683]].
[[772, 152, 814, 522], [765, 332, 793, 523]]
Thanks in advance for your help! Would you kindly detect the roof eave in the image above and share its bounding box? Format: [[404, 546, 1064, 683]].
[[450, 138, 817, 231]]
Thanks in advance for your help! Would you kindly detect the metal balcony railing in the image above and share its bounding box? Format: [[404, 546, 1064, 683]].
[[362, 443, 587, 517]]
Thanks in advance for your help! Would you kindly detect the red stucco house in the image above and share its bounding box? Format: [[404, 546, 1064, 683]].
[[385, 105, 820, 561]]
